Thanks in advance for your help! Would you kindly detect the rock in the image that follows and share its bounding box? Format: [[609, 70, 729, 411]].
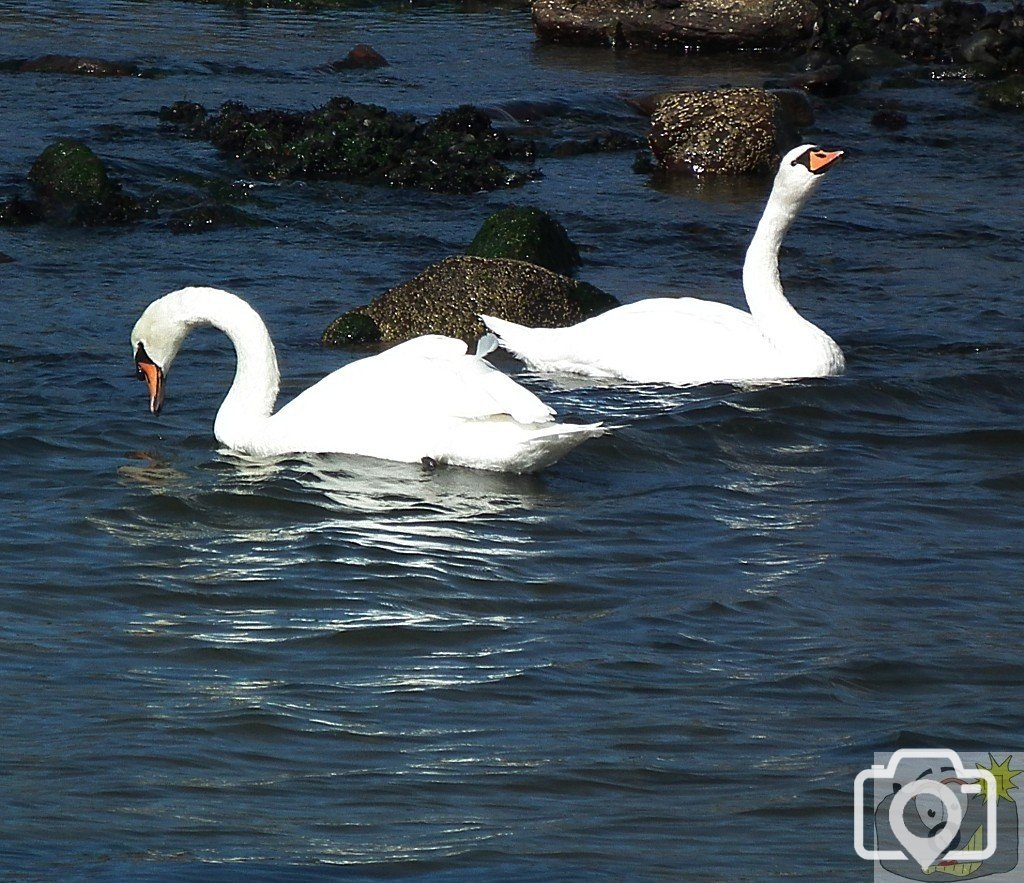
[[26, 139, 144, 224], [466, 206, 581, 275], [533, 0, 818, 52], [0, 252, 13, 263], [167, 203, 259, 233], [0, 196, 43, 226], [980, 73, 1024, 107], [322, 255, 618, 346], [648, 88, 797, 175], [870, 108, 908, 128], [160, 97, 538, 194], [5, 54, 140, 76], [330, 44, 388, 69]]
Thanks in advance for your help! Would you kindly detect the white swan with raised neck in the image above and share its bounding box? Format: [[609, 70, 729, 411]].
[[482, 144, 847, 386], [131, 287, 602, 473]]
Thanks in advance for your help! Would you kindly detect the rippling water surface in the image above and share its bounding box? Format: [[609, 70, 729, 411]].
[[3, 1, 1024, 878]]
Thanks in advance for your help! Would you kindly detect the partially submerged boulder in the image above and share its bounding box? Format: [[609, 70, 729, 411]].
[[1, 54, 141, 76], [466, 206, 581, 275], [322, 256, 617, 346], [648, 87, 805, 175], [533, 0, 818, 53], [0, 139, 145, 225], [160, 97, 537, 194], [329, 44, 388, 70]]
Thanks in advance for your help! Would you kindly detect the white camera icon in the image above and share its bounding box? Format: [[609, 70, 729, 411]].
[[854, 749, 998, 870]]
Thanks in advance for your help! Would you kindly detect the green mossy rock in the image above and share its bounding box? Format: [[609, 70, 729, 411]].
[[466, 206, 581, 275], [161, 97, 537, 195], [25, 139, 143, 224], [322, 255, 618, 347], [980, 75, 1024, 110], [29, 139, 111, 205], [321, 312, 383, 345]]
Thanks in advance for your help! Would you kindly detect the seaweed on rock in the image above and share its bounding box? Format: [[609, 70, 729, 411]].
[[160, 97, 538, 194]]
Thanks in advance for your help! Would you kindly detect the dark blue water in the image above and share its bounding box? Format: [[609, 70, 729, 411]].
[[3, 1, 1024, 878]]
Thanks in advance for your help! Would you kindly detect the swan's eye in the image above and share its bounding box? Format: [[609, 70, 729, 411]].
[[135, 342, 155, 379]]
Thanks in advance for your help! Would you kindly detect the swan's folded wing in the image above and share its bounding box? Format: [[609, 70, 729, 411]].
[[276, 334, 555, 428]]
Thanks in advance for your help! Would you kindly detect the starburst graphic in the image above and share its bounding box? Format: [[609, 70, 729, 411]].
[[976, 754, 1022, 803]]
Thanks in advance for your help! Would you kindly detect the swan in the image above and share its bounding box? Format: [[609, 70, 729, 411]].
[[482, 144, 846, 386], [130, 287, 603, 473]]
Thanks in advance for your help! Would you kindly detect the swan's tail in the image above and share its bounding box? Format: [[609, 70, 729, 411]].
[[512, 421, 605, 473], [444, 419, 605, 473], [480, 314, 550, 366]]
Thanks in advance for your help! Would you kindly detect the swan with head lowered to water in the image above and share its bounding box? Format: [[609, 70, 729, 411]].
[[131, 287, 602, 473], [482, 144, 847, 386]]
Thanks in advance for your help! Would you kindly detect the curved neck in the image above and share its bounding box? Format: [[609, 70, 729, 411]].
[[742, 186, 809, 339], [173, 288, 280, 445]]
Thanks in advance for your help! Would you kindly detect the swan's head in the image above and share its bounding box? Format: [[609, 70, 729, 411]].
[[130, 289, 196, 416], [774, 144, 844, 205]]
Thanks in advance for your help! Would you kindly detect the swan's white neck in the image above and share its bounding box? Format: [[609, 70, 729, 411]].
[[164, 288, 281, 448], [742, 179, 840, 373]]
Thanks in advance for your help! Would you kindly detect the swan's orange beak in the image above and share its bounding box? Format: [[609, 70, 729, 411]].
[[808, 149, 844, 173], [135, 343, 165, 416]]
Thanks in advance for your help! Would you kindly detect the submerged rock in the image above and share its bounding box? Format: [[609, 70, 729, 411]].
[[533, 0, 818, 53], [466, 206, 581, 275], [167, 202, 260, 233], [160, 97, 537, 194], [0, 139, 145, 225], [979, 74, 1024, 108], [649, 88, 798, 175], [2, 54, 141, 76], [329, 44, 389, 69], [322, 256, 618, 346]]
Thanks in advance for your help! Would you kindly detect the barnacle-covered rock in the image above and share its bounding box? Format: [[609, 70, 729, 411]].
[[466, 206, 581, 275], [648, 88, 797, 175], [322, 256, 617, 346], [533, 0, 818, 53]]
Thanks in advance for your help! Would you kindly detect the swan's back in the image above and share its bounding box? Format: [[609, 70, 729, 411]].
[[266, 334, 599, 470]]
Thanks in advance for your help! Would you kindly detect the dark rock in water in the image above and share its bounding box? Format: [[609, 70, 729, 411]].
[[649, 88, 800, 175], [4, 54, 141, 77], [167, 203, 260, 233], [160, 97, 537, 194], [533, 0, 818, 52], [159, 101, 208, 128], [0, 196, 43, 226], [25, 139, 145, 225], [871, 107, 908, 128], [0, 252, 13, 263], [322, 255, 618, 347], [330, 44, 389, 69], [466, 206, 581, 275], [979, 73, 1024, 107], [845, 42, 907, 76], [546, 130, 644, 157]]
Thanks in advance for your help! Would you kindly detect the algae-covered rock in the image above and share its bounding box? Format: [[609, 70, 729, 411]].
[[160, 97, 537, 194], [980, 74, 1024, 109], [533, 0, 818, 53], [466, 206, 581, 275], [6, 54, 141, 77], [167, 202, 261, 233], [25, 139, 144, 224], [649, 88, 791, 175], [322, 255, 618, 347]]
